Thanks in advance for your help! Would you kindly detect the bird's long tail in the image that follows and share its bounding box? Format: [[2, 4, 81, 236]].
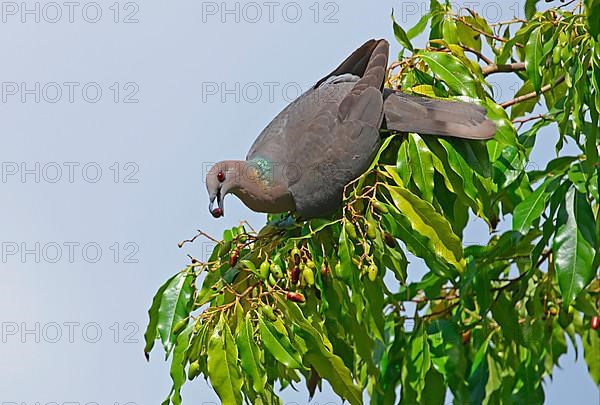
[[382, 89, 496, 140]]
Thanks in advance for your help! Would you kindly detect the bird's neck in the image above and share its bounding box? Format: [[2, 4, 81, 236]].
[[231, 159, 269, 193], [230, 159, 295, 213]]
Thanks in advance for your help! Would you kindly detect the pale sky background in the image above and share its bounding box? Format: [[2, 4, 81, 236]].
[[0, 0, 597, 404]]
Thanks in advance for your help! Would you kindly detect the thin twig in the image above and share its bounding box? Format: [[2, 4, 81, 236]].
[[513, 113, 550, 130], [489, 18, 528, 27], [462, 46, 494, 65], [512, 114, 547, 124], [501, 75, 565, 109], [179, 229, 219, 248]]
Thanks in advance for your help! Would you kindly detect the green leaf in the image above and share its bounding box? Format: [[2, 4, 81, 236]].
[[484, 99, 519, 151], [237, 315, 266, 394], [278, 299, 363, 405], [384, 184, 465, 272], [525, 26, 543, 93], [382, 211, 451, 281], [586, 0, 600, 39], [491, 292, 525, 345], [169, 323, 193, 405], [510, 81, 538, 120], [493, 146, 525, 189], [446, 138, 491, 178], [553, 188, 598, 307], [392, 10, 414, 51], [497, 22, 536, 65], [144, 273, 178, 358], [442, 17, 459, 44], [420, 52, 478, 97], [407, 11, 430, 39], [157, 271, 195, 355], [408, 133, 435, 202], [468, 351, 489, 404], [396, 140, 412, 185], [457, 17, 482, 51], [470, 331, 494, 377], [407, 326, 431, 395], [528, 156, 577, 183], [258, 315, 302, 369], [512, 354, 544, 403], [513, 177, 559, 233], [363, 275, 386, 342], [207, 317, 243, 404], [338, 225, 357, 284], [525, 0, 539, 19], [422, 368, 445, 405]]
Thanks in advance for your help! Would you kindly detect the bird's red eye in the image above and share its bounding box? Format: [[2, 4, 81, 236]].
[[217, 171, 225, 182]]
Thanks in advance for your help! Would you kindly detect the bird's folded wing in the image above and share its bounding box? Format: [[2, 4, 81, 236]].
[[383, 89, 496, 140], [288, 40, 389, 217]]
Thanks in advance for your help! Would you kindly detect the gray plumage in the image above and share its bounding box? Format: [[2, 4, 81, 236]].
[[206, 39, 496, 219]]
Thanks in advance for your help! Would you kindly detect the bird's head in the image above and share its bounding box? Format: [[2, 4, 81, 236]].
[[206, 160, 241, 218]]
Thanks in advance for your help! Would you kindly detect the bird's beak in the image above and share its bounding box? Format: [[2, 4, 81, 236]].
[[209, 188, 224, 218]]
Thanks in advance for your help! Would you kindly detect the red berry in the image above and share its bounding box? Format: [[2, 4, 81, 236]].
[[211, 207, 223, 218], [286, 292, 305, 303], [320, 263, 330, 278], [592, 316, 600, 330], [462, 330, 472, 345], [291, 266, 301, 284], [229, 250, 239, 267]]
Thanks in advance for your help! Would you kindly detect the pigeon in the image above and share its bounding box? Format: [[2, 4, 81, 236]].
[[206, 39, 496, 219]]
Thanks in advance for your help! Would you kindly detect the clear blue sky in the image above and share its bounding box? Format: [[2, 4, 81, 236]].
[[0, 0, 597, 403]]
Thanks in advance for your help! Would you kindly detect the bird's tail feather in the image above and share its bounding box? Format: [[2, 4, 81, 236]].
[[383, 89, 496, 140]]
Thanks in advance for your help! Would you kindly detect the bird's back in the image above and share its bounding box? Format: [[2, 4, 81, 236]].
[[246, 74, 358, 164], [246, 39, 390, 218]]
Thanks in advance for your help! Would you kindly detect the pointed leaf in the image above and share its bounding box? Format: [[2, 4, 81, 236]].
[[277, 298, 363, 405], [513, 177, 559, 233], [407, 12, 430, 39], [258, 316, 302, 369], [144, 273, 178, 357], [169, 324, 193, 405], [384, 184, 465, 272], [553, 188, 597, 306], [392, 10, 414, 50], [525, 26, 543, 93], [157, 271, 195, 355], [207, 317, 243, 404], [420, 52, 478, 97], [237, 315, 266, 394], [408, 133, 435, 202]]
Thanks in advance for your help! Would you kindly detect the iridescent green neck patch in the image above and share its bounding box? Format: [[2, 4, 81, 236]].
[[250, 158, 273, 186]]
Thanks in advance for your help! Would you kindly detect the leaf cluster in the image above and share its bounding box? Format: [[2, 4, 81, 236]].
[[147, 1, 599, 403]]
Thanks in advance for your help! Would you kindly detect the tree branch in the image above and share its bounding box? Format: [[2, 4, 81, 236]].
[[483, 62, 526, 76], [501, 75, 565, 109]]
